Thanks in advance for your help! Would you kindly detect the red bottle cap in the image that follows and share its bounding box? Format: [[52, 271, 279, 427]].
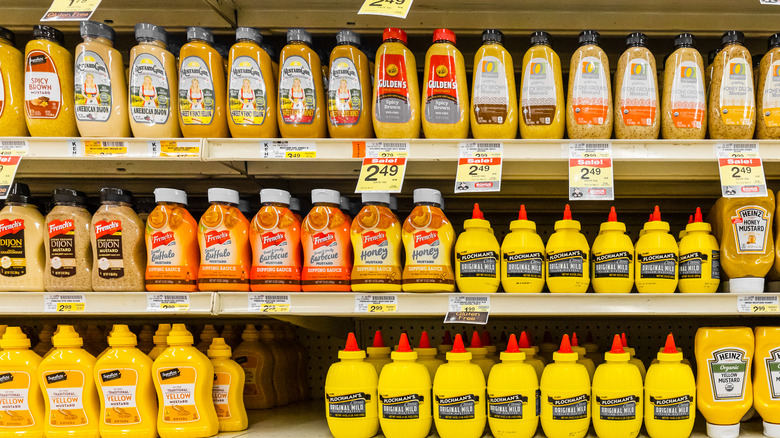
[[663, 333, 678, 354], [608, 206, 617, 222], [472, 203, 484, 220], [652, 205, 661, 222], [433, 28, 456, 44], [505, 334, 520, 353], [609, 334, 625, 354], [571, 332, 580, 347], [383, 27, 407, 44], [518, 204, 528, 220], [451, 334, 467, 353], [344, 332, 360, 351], [688, 214, 694, 224], [563, 204, 572, 220], [397, 333, 413, 352], [621, 332, 628, 348], [480, 330, 492, 346], [694, 207, 703, 223], [558, 334, 573, 353], [518, 331, 531, 348], [372, 330, 385, 348], [442, 330, 453, 345], [470, 331, 483, 348], [648, 213, 653, 222], [418, 331, 432, 349]]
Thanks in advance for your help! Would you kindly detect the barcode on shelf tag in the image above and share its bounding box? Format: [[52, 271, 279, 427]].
[[0, 140, 28, 155], [737, 295, 779, 313], [248, 294, 292, 313], [365, 141, 410, 158], [83, 140, 128, 157], [716, 142, 760, 158], [146, 293, 190, 311], [454, 142, 503, 192], [355, 295, 398, 313], [149, 140, 201, 158], [568, 142, 614, 201], [260, 141, 316, 159], [716, 142, 767, 197], [445, 295, 490, 324], [44, 293, 86, 313]]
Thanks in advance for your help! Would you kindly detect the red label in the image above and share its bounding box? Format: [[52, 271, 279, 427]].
[[94, 220, 121, 239], [204, 230, 230, 248], [262, 231, 286, 249], [569, 158, 612, 168], [48, 219, 74, 238], [151, 231, 175, 249], [719, 158, 761, 167], [414, 230, 438, 248], [312, 232, 336, 250], [426, 54, 459, 100], [377, 54, 409, 100], [0, 219, 24, 237], [362, 230, 387, 248]]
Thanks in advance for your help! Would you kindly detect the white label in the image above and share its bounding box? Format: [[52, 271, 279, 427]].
[[328, 57, 362, 126], [707, 348, 749, 400], [25, 72, 60, 107], [0, 388, 29, 411], [43, 293, 86, 312], [146, 293, 190, 312], [619, 58, 657, 126], [103, 385, 136, 409], [448, 295, 490, 313], [212, 384, 229, 405], [670, 61, 706, 129], [473, 56, 509, 125], [46, 387, 84, 410], [716, 142, 760, 158], [571, 56, 609, 125], [130, 53, 171, 124], [355, 294, 398, 313], [160, 383, 196, 406], [179, 56, 215, 125], [260, 140, 316, 159], [737, 295, 779, 312], [719, 58, 755, 125], [765, 348, 780, 399], [75, 50, 111, 122], [279, 55, 316, 125], [521, 57, 557, 126], [248, 294, 291, 313], [731, 206, 770, 253], [228, 56, 267, 126], [365, 141, 409, 158], [0, 140, 29, 156]]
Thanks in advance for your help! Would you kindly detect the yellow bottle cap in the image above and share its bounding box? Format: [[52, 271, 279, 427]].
[[0, 327, 30, 349], [207, 337, 232, 358], [166, 324, 194, 346], [242, 324, 260, 341], [153, 324, 172, 345], [52, 325, 84, 348], [201, 324, 218, 338], [107, 324, 137, 347]]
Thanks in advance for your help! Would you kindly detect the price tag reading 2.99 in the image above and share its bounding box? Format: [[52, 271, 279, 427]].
[[355, 157, 407, 193], [568, 142, 614, 201]]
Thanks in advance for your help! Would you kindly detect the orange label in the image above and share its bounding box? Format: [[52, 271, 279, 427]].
[[571, 56, 609, 125], [157, 367, 199, 424], [212, 372, 232, 419], [249, 205, 302, 287], [301, 206, 352, 287], [0, 371, 36, 428], [198, 204, 250, 287], [42, 370, 89, 427], [98, 368, 141, 425], [234, 355, 259, 396], [619, 59, 657, 126], [146, 204, 199, 287], [25, 50, 62, 119]]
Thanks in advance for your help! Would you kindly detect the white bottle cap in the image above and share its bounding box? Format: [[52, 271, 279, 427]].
[[361, 193, 390, 205], [389, 195, 398, 211], [765, 421, 780, 438], [290, 197, 301, 212], [154, 188, 187, 205], [340, 196, 351, 211], [413, 188, 441, 205], [208, 188, 239, 205], [312, 189, 340, 205], [728, 277, 765, 294], [260, 189, 291, 205], [706, 423, 740, 438]]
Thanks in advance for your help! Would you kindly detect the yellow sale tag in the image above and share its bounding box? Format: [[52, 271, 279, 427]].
[[568, 142, 614, 200], [42, 0, 102, 21], [157, 141, 200, 158], [752, 304, 780, 313], [285, 150, 316, 159], [260, 303, 291, 313], [57, 302, 85, 312], [355, 157, 407, 193], [84, 141, 127, 157], [0, 156, 22, 199], [718, 157, 767, 197], [368, 303, 397, 313], [358, 0, 413, 18], [455, 157, 502, 192]]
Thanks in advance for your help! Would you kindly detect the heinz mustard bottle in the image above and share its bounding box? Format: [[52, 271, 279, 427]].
[[546, 205, 590, 293], [433, 334, 486, 438], [644, 334, 696, 438], [422, 29, 468, 139], [520, 31, 564, 139], [540, 334, 591, 438], [351, 192, 402, 292], [325, 333, 378, 438], [592, 206, 634, 293], [328, 30, 373, 138], [278, 28, 326, 138], [402, 189, 455, 292], [455, 204, 500, 293], [635, 206, 679, 293], [720, 193, 775, 293], [754, 327, 780, 437], [0, 28, 28, 137], [591, 335, 643, 438], [207, 338, 247, 432], [471, 29, 517, 139], [487, 334, 539, 438], [501, 205, 545, 293], [678, 207, 720, 293], [373, 28, 420, 138], [0, 327, 44, 437]]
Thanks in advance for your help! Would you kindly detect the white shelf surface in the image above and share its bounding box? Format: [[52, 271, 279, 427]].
[[0, 292, 214, 315]]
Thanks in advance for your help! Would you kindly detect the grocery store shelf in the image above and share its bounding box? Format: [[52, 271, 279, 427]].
[[0, 292, 214, 316]]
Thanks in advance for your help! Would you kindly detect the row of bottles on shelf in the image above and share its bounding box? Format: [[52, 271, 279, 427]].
[[2, 181, 777, 293], [2, 21, 780, 140], [326, 327, 780, 438]]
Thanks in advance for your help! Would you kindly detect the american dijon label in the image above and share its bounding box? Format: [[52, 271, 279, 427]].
[[327, 392, 371, 418], [596, 395, 639, 420], [732, 206, 770, 253], [593, 251, 632, 278], [0, 219, 26, 277], [99, 369, 141, 425], [547, 250, 586, 277], [638, 252, 677, 279], [158, 367, 200, 423], [436, 394, 478, 420], [549, 394, 589, 420], [375, 53, 411, 123], [707, 348, 749, 400], [504, 252, 543, 278], [42, 370, 88, 427], [380, 393, 423, 419], [130, 53, 171, 124], [0, 371, 36, 428], [425, 54, 461, 124], [75, 50, 112, 122], [48, 219, 76, 277], [720, 58, 755, 126], [95, 220, 124, 279], [488, 394, 526, 419], [456, 250, 498, 278], [649, 395, 693, 420]]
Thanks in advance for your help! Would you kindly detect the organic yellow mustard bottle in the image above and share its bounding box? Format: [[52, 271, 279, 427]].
[[232, 324, 275, 410], [540, 334, 591, 438], [520, 31, 564, 139], [0, 327, 44, 437], [422, 29, 468, 139], [414, 331, 443, 382], [570, 333, 595, 381], [207, 338, 247, 432], [546, 205, 590, 293], [433, 334, 486, 438], [365, 330, 392, 377], [645, 334, 696, 438], [501, 205, 545, 293], [517, 331, 545, 382], [635, 206, 679, 293], [754, 327, 780, 437], [470, 29, 517, 139], [325, 333, 379, 438], [38, 325, 100, 438], [591, 335, 643, 438], [0, 28, 28, 137], [621, 334, 647, 380], [592, 207, 634, 293], [679, 207, 720, 293], [94, 324, 157, 438], [487, 334, 539, 438], [455, 204, 500, 293], [148, 324, 171, 361], [152, 324, 218, 438], [467, 331, 496, 380]]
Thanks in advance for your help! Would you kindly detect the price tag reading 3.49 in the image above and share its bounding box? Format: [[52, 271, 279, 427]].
[[568, 142, 614, 201], [716, 143, 768, 197], [455, 142, 503, 192]]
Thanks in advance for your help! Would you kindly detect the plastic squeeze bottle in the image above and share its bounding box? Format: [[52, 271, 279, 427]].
[[635, 206, 679, 293], [195, 324, 218, 354], [566, 30, 612, 139], [614, 32, 660, 139], [372, 28, 420, 138], [487, 334, 539, 438], [137, 325, 155, 354], [325, 333, 379, 438], [621, 333, 647, 380], [148, 323, 171, 361], [259, 324, 292, 407], [679, 207, 720, 293], [278, 28, 326, 138], [301, 189, 352, 291], [377, 333, 432, 438], [0, 182, 45, 292], [207, 338, 247, 432], [546, 205, 590, 293], [422, 29, 469, 139], [152, 324, 219, 438], [232, 324, 275, 410], [501, 205, 545, 293], [402, 189, 455, 292], [250, 188, 302, 292], [520, 31, 565, 139], [644, 334, 696, 438], [350, 192, 402, 292], [198, 188, 251, 291], [592, 206, 634, 293], [591, 334, 643, 438], [482, 331, 498, 358], [0, 327, 44, 437], [94, 324, 157, 438], [471, 29, 518, 139], [432, 334, 486, 438], [709, 31, 756, 140], [414, 331, 443, 382], [436, 331, 453, 361], [518, 331, 545, 382], [720, 193, 775, 293], [327, 30, 373, 138], [570, 333, 595, 381], [38, 325, 100, 438], [0, 28, 28, 137], [365, 330, 392, 377], [455, 203, 500, 293], [754, 327, 780, 437], [467, 331, 496, 380], [540, 334, 591, 438]]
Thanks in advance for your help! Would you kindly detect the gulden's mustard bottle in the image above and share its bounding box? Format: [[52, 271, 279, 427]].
[[501, 205, 545, 293], [754, 327, 780, 437], [540, 334, 591, 438], [433, 334, 486, 438], [678, 207, 720, 293], [546, 205, 590, 293], [207, 338, 247, 432], [422, 29, 468, 139], [0, 327, 44, 437], [592, 206, 634, 293], [635, 206, 679, 293], [591, 335, 643, 438], [470, 29, 517, 139], [487, 334, 539, 438], [0, 28, 28, 137], [644, 334, 696, 438], [373, 28, 420, 138], [520, 31, 564, 139], [455, 203, 500, 293], [325, 333, 378, 438]]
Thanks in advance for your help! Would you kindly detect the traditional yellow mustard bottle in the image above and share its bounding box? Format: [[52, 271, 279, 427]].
[[487, 334, 539, 438], [635, 206, 679, 293], [754, 327, 780, 437], [501, 205, 545, 293], [351, 193, 402, 292], [378, 333, 431, 438], [325, 333, 379, 438], [546, 205, 590, 293], [422, 29, 468, 139], [570, 333, 595, 381], [471, 29, 517, 139], [207, 338, 247, 432], [540, 331, 558, 365], [591, 335, 643, 438], [433, 334, 486, 438], [414, 331, 443, 382], [148, 324, 171, 361], [0, 327, 44, 437], [679, 207, 720, 293], [365, 330, 392, 377], [455, 204, 500, 293], [644, 334, 696, 438], [592, 207, 634, 293], [0, 28, 28, 137], [520, 31, 564, 139], [540, 334, 591, 438]]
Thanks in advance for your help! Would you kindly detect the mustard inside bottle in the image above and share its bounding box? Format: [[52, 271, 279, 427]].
[[373, 28, 420, 138], [0, 28, 28, 137], [422, 28, 468, 139], [471, 29, 517, 139], [278, 28, 327, 138], [520, 31, 564, 139], [328, 30, 373, 138]]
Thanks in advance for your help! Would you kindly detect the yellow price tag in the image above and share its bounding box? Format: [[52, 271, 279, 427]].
[[358, 0, 413, 18], [455, 157, 501, 192], [355, 157, 407, 193], [56, 302, 85, 312], [752, 304, 780, 313], [368, 304, 397, 313], [42, 0, 102, 20], [159, 302, 190, 311], [159, 141, 200, 158], [718, 157, 767, 197], [0, 156, 22, 199], [84, 141, 128, 157], [568, 157, 614, 200], [285, 150, 316, 159], [460, 305, 489, 313], [260, 303, 291, 313]]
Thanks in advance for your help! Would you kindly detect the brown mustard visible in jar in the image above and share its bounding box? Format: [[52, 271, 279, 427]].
[[708, 31, 756, 140], [45, 188, 92, 291], [614, 32, 660, 139], [662, 33, 707, 139], [757, 33, 780, 139], [566, 30, 613, 139]]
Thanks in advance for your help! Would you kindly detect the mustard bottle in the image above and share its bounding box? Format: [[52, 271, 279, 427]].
[[422, 29, 469, 139], [517, 331, 545, 382], [501, 205, 545, 293], [373, 28, 420, 138], [0, 182, 45, 292], [38, 325, 100, 438], [350, 192, 402, 292], [378, 333, 432, 438], [0, 28, 28, 137], [520, 31, 565, 139], [436, 331, 453, 361], [540, 334, 591, 438], [325, 333, 379, 438], [592, 207, 634, 293], [278, 28, 327, 138], [467, 331, 496, 380], [721, 193, 775, 293], [679, 207, 720, 293], [570, 333, 595, 381], [414, 331, 443, 382], [207, 338, 247, 432], [220, 325, 240, 350], [327, 30, 373, 138], [546, 204, 590, 293], [232, 324, 275, 409], [567, 30, 613, 139], [195, 324, 218, 354], [432, 334, 486, 438], [709, 31, 756, 140], [34, 324, 54, 358], [365, 330, 392, 377], [591, 334, 643, 438], [635, 206, 679, 293], [644, 334, 696, 438], [94, 324, 157, 438], [487, 334, 539, 438], [758, 34, 780, 139], [137, 324, 155, 354], [402, 189, 455, 292], [471, 29, 517, 139], [455, 203, 500, 293], [621, 333, 647, 380], [152, 324, 218, 438], [0, 327, 44, 437], [148, 323, 171, 361], [753, 327, 780, 437], [259, 324, 292, 407]]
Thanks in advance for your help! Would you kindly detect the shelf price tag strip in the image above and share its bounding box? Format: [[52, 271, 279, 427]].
[[445, 295, 490, 324], [44, 293, 86, 313], [715, 142, 767, 197], [0, 140, 29, 156], [355, 294, 398, 313], [82, 140, 129, 157], [454, 142, 503, 193], [737, 295, 779, 313], [568, 142, 614, 201], [248, 294, 292, 313], [357, 0, 414, 19], [148, 140, 201, 158], [261, 141, 316, 159], [146, 293, 190, 312], [355, 142, 409, 193], [0, 155, 22, 199]]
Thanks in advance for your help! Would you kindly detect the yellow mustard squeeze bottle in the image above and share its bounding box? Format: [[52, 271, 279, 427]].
[[152, 324, 218, 438], [455, 203, 500, 293], [377, 333, 432, 438], [662, 33, 707, 139], [487, 334, 539, 438], [720, 193, 775, 293], [325, 333, 379, 438], [402, 189, 455, 292], [517, 331, 545, 382], [259, 324, 292, 407], [695, 327, 754, 438], [679, 207, 720, 293], [278, 28, 327, 138], [227, 27, 278, 138], [365, 330, 392, 377], [644, 334, 696, 438], [501, 205, 545, 293], [758, 34, 780, 139], [414, 331, 443, 382], [74, 21, 130, 137], [591, 335, 643, 438], [0, 182, 45, 291], [471, 29, 517, 139], [584, 332, 601, 366], [24, 25, 77, 137], [467, 332, 496, 380], [635, 206, 679, 293], [351, 192, 402, 292], [520, 31, 564, 139], [546, 205, 590, 293], [0, 28, 28, 137], [592, 206, 634, 293], [433, 334, 486, 438], [94, 325, 157, 438], [540, 335, 591, 438], [195, 325, 218, 355], [614, 32, 660, 139], [709, 31, 756, 139], [178, 27, 228, 138], [328, 30, 373, 138], [753, 327, 780, 437], [137, 325, 155, 355], [567, 30, 612, 139], [373, 28, 420, 138], [207, 338, 247, 432], [570, 333, 595, 382], [0, 327, 44, 437], [148, 324, 171, 361], [34, 324, 54, 358], [422, 29, 469, 139], [232, 324, 275, 410], [128, 23, 181, 138], [39, 325, 99, 438], [620, 334, 647, 380]]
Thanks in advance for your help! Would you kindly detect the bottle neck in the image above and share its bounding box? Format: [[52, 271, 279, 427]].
[[159, 201, 185, 208], [189, 38, 211, 46], [102, 201, 132, 208], [36, 36, 61, 45], [483, 40, 503, 46], [263, 202, 289, 208], [0, 37, 12, 46], [363, 202, 389, 207], [83, 36, 114, 47], [4, 201, 33, 208], [289, 40, 310, 48], [723, 41, 744, 49], [211, 201, 236, 207], [137, 38, 167, 49], [237, 38, 260, 45], [434, 39, 454, 45], [384, 38, 406, 46], [53, 202, 85, 209]]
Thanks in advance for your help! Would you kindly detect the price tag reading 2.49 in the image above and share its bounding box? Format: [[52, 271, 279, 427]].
[[454, 142, 503, 192], [716, 143, 768, 197], [355, 143, 409, 193], [568, 142, 614, 201]]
